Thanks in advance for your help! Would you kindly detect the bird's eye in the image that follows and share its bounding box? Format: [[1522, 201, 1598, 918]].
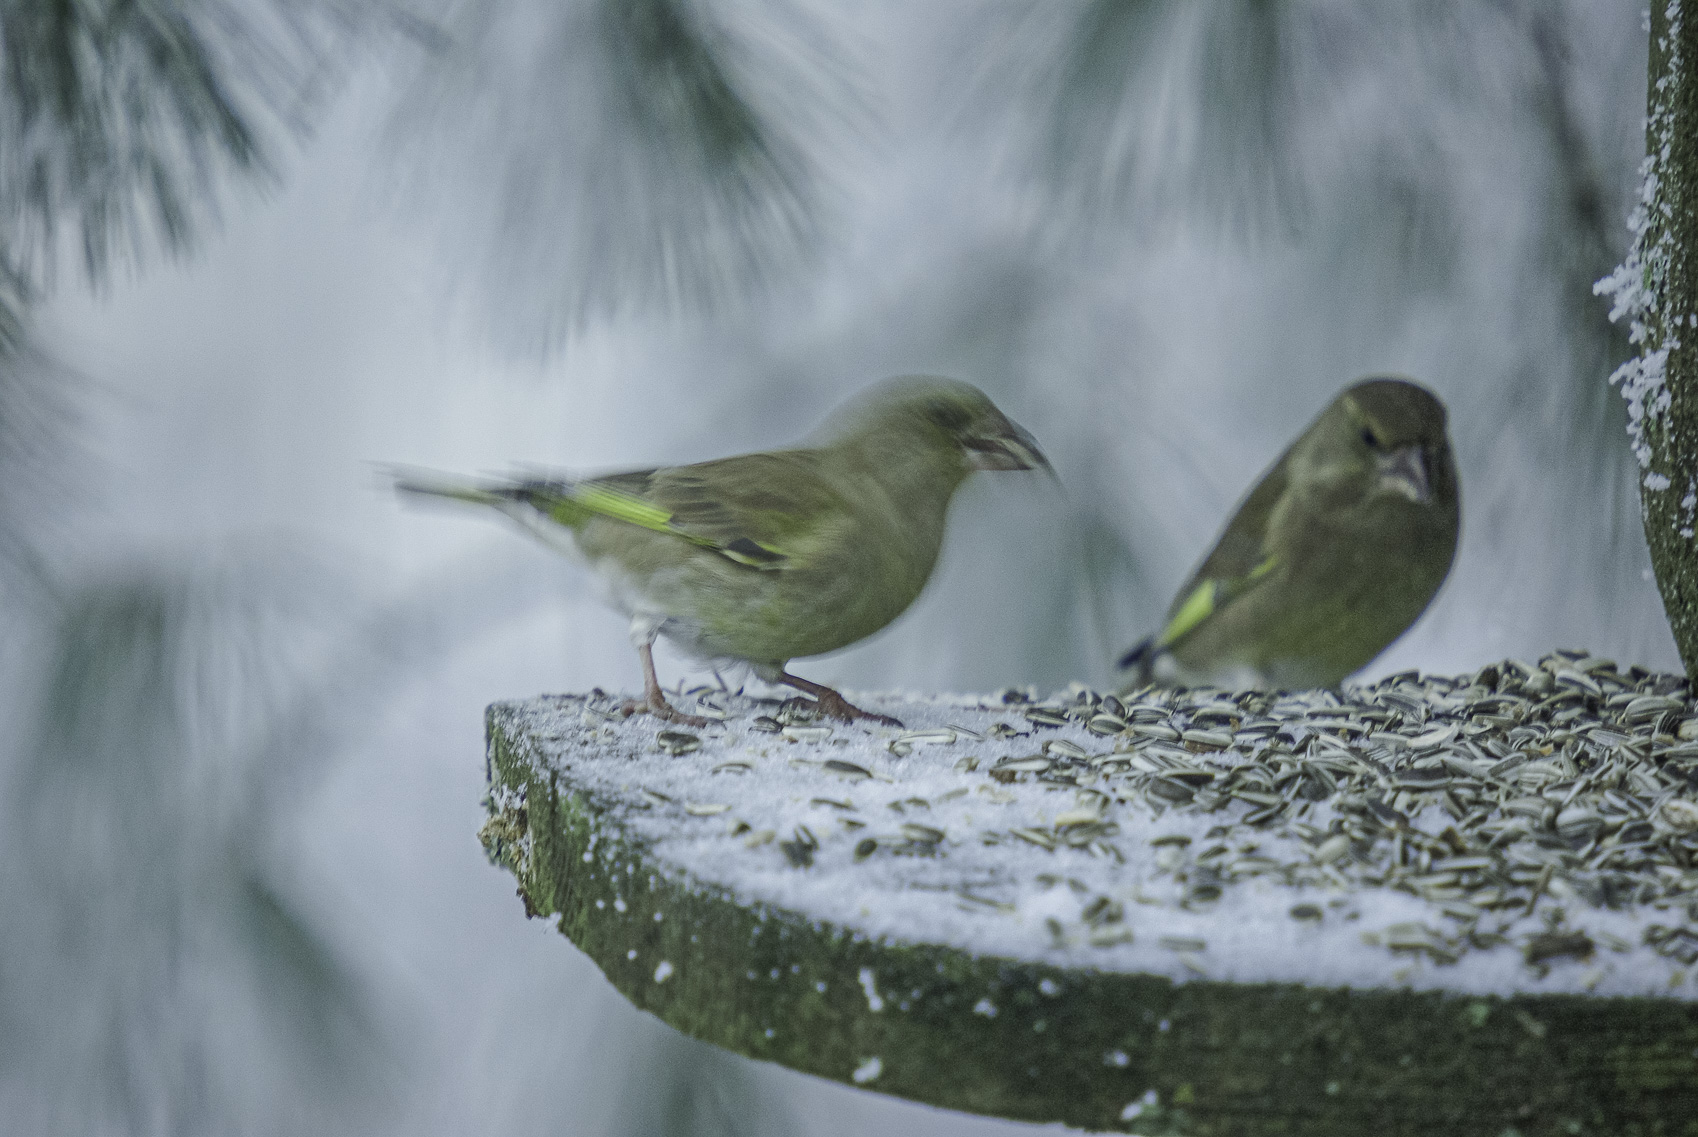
[[929, 402, 971, 432], [1360, 425, 1380, 449]]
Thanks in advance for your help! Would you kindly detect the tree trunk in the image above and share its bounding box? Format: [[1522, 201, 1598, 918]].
[[1608, 2, 1698, 676]]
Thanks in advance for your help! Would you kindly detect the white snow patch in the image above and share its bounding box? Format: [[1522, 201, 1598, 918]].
[[654, 960, 674, 983], [1596, 0, 1687, 486], [858, 967, 884, 1012], [1121, 1090, 1160, 1121], [972, 998, 999, 1018], [851, 1057, 883, 1084]]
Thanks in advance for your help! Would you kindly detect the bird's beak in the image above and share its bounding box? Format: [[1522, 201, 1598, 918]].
[[1376, 444, 1431, 504], [967, 423, 1052, 474]]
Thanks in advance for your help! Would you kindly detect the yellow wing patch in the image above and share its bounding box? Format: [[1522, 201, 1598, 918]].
[[564, 483, 789, 569], [1158, 557, 1276, 647], [571, 485, 675, 532], [1159, 581, 1217, 647]]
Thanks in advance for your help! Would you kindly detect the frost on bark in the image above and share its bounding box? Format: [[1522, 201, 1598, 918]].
[[1600, 1, 1698, 677]]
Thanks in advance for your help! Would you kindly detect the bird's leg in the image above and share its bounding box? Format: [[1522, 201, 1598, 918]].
[[622, 641, 710, 727], [777, 671, 902, 728]]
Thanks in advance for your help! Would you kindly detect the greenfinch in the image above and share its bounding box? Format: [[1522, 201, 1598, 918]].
[[1119, 376, 1460, 691], [396, 376, 1048, 726]]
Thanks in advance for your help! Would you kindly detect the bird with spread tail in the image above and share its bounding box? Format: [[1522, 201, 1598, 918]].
[[395, 376, 1049, 726], [1119, 376, 1459, 691]]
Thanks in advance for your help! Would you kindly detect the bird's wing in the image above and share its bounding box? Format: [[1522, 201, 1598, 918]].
[[514, 452, 848, 571], [1154, 461, 1290, 649]]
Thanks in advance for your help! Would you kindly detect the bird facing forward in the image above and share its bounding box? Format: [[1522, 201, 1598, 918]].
[[1119, 376, 1459, 691], [396, 376, 1048, 726]]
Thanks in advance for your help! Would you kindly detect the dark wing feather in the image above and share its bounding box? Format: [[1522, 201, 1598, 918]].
[[1154, 457, 1289, 646], [1190, 459, 1288, 584]]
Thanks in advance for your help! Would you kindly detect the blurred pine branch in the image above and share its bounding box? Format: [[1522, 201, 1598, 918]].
[[0, 0, 376, 291]]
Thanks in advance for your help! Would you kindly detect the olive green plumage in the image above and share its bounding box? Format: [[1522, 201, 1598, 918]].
[[1119, 376, 1460, 691], [395, 375, 1047, 723]]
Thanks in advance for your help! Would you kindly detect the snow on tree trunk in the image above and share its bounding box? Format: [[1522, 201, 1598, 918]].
[[1599, 1, 1698, 677]]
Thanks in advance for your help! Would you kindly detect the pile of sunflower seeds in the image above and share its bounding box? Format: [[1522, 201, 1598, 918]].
[[502, 651, 1698, 991], [976, 652, 1698, 972]]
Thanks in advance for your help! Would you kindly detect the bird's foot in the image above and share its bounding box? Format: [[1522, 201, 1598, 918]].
[[620, 696, 711, 728], [809, 689, 903, 728]]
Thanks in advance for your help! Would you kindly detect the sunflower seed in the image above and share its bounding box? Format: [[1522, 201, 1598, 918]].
[[1525, 930, 1594, 965], [1313, 834, 1352, 864], [1556, 805, 1604, 841], [1658, 799, 1698, 833], [1408, 723, 1460, 749], [1553, 669, 1603, 697], [896, 728, 958, 746], [957, 889, 1015, 912], [1147, 777, 1196, 803], [656, 731, 701, 755], [1626, 694, 1685, 722], [1159, 936, 1207, 952], [824, 759, 873, 779]]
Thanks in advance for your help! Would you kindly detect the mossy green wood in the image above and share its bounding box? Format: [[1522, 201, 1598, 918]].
[[483, 708, 1698, 1136]]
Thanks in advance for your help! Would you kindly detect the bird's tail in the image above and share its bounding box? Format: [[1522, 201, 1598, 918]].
[[387, 465, 512, 508], [1116, 635, 1158, 687], [386, 465, 597, 539]]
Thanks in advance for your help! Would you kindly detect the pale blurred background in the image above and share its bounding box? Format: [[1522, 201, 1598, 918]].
[[0, 2, 1671, 1134]]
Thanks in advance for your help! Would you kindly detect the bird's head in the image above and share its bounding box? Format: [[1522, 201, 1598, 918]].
[[1339, 378, 1453, 506], [825, 375, 1051, 475], [1303, 377, 1455, 511]]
